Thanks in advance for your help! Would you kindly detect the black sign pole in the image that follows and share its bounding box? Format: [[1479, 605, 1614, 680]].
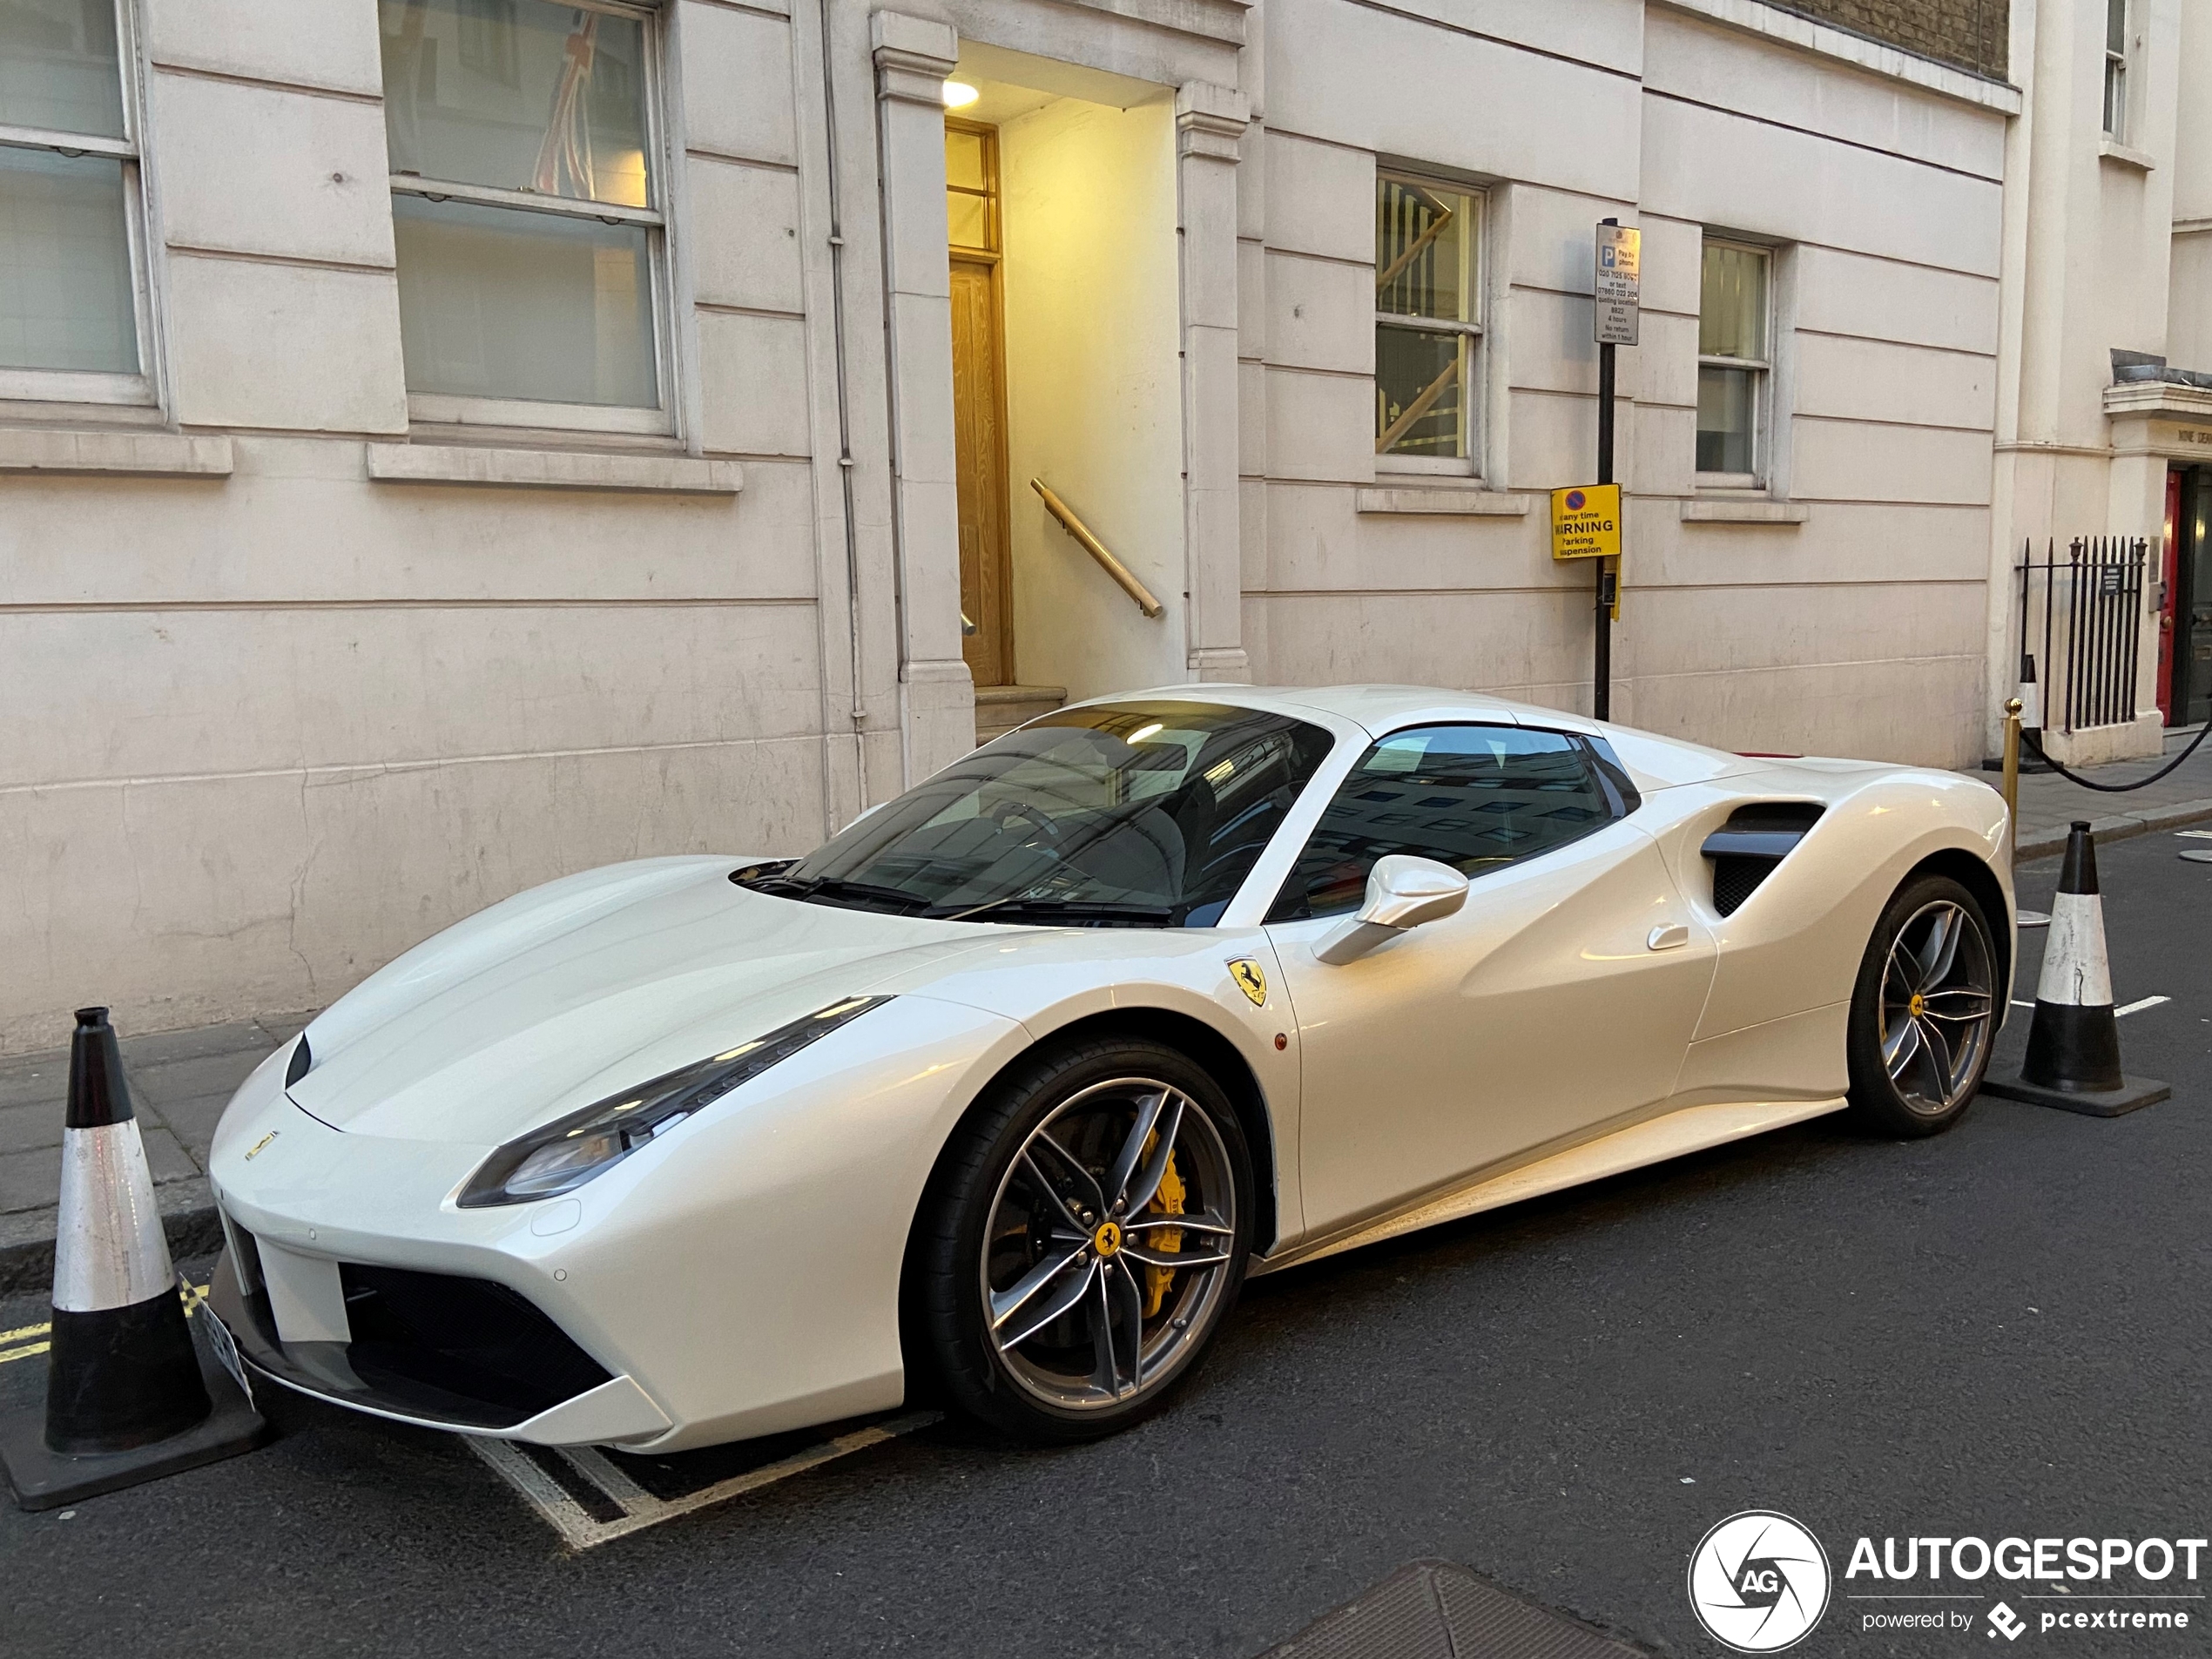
[[1594, 219, 1618, 724]]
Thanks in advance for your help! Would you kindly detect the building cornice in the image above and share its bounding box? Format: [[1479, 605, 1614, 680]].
[[1653, 0, 2022, 114], [2104, 382, 2212, 420], [872, 12, 959, 105], [1055, 0, 1246, 49]]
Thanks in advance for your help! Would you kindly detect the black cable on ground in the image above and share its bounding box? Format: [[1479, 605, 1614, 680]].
[[2021, 718, 2212, 792]]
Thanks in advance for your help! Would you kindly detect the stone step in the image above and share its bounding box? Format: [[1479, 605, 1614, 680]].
[[974, 684, 1067, 744]]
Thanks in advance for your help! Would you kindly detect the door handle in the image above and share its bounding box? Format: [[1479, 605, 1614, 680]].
[[1647, 923, 1689, 952]]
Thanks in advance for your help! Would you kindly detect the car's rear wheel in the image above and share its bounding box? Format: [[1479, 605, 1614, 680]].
[[1844, 873, 1999, 1136], [912, 1036, 1252, 1442]]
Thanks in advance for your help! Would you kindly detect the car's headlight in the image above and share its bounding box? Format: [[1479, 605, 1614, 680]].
[[456, 996, 892, 1208]]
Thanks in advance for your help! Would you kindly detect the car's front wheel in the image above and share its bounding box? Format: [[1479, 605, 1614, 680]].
[[1844, 873, 1999, 1136], [912, 1037, 1252, 1442]]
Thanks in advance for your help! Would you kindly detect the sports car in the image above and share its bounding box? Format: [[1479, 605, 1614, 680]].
[[206, 685, 2013, 1451]]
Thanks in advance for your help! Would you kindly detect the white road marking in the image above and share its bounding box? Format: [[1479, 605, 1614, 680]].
[[2176, 829, 2212, 840], [2114, 995, 2171, 1017], [469, 1411, 941, 1549]]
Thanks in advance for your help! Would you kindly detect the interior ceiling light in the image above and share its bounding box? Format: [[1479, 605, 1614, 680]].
[[941, 80, 979, 110]]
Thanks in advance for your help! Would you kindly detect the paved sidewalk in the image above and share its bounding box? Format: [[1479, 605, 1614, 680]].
[[0, 1012, 311, 1292], [1986, 724, 2212, 857]]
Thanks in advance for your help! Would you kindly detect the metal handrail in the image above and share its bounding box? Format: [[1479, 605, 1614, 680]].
[[1030, 479, 1164, 618]]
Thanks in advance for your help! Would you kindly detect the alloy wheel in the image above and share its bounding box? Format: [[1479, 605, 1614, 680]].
[[1878, 899, 1995, 1114], [979, 1076, 1238, 1412]]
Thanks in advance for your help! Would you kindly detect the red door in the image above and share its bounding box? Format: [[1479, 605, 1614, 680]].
[[2158, 466, 2181, 724]]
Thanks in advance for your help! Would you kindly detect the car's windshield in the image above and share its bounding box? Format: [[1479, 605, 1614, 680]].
[[757, 701, 1336, 927]]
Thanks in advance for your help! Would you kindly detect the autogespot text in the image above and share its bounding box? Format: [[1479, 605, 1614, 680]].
[[1850, 1534, 2205, 1636]]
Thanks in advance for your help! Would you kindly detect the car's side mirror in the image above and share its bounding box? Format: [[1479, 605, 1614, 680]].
[[1313, 854, 1470, 965]]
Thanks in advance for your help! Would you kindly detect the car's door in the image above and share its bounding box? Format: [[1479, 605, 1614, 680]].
[[1263, 724, 1716, 1241]]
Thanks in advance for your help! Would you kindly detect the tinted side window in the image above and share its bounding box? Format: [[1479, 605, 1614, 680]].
[[1267, 725, 1615, 921]]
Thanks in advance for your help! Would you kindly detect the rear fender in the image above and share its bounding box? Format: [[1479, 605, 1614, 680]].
[[1638, 769, 2008, 1042]]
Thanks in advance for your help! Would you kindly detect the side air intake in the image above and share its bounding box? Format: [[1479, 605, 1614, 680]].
[[1701, 803, 1824, 917]]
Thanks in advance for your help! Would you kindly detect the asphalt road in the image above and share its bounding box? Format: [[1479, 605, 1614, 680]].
[[3, 832, 2206, 1658]]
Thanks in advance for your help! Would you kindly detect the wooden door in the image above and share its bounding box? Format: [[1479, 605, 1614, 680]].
[[947, 119, 1012, 687]]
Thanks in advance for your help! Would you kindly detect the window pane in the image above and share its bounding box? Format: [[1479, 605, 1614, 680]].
[[946, 188, 990, 251], [392, 194, 656, 405], [380, 0, 651, 208], [1377, 178, 1473, 323], [1699, 242, 1765, 360], [944, 127, 987, 191], [0, 0, 125, 138], [0, 146, 137, 373], [2107, 0, 2127, 55], [1376, 324, 1467, 458], [2104, 60, 2125, 135], [1696, 364, 1757, 475], [1270, 726, 1610, 921]]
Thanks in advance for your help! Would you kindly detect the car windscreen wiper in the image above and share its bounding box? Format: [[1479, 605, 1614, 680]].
[[771, 874, 933, 914], [933, 896, 1174, 927]]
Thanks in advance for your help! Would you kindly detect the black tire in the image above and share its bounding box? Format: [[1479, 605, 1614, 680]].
[[1844, 873, 2000, 1137], [910, 1035, 1254, 1443]]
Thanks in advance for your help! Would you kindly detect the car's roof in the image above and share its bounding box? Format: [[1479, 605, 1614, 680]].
[[1067, 682, 1574, 735], [1060, 682, 1758, 791]]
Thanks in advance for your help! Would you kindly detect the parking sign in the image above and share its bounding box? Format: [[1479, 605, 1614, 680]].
[[1595, 223, 1640, 346]]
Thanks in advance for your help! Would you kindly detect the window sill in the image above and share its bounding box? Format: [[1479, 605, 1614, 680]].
[[1356, 486, 1531, 516], [0, 428, 233, 478], [2098, 137, 2155, 172], [1681, 497, 1808, 525], [365, 442, 743, 495]]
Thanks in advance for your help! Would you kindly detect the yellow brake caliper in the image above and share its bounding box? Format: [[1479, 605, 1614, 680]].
[[1141, 1136, 1185, 1317]]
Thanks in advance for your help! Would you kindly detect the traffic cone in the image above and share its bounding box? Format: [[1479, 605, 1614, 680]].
[[0, 1008, 266, 1511], [1982, 826, 2170, 1117]]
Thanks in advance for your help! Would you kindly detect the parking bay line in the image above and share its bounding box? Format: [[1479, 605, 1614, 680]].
[[2009, 996, 2168, 1015], [468, 1411, 943, 1549], [3, 1291, 934, 1545]]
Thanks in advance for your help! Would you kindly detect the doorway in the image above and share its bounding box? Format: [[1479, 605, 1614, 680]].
[[946, 118, 1013, 689], [2167, 466, 2212, 725]]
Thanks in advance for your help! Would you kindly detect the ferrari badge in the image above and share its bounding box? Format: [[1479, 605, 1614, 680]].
[[1228, 959, 1268, 1008]]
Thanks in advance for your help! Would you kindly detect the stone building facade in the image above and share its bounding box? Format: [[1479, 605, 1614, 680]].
[[1, 0, 2030, 1047]]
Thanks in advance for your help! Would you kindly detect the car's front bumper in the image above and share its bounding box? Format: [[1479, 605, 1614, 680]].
[[207, 1240, 671, 1443], [206, 996, 1028, 1450]]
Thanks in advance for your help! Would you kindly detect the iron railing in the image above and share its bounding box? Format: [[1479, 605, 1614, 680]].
[[2014, 536, 2150, 735]]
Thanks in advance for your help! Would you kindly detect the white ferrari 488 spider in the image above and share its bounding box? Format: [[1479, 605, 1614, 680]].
[[207, 685, 2012, 1452]]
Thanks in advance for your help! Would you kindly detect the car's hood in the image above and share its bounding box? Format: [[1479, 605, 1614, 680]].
[[287, 857, 1001, 1146]]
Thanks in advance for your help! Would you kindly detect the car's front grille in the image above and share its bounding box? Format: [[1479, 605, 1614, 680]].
[[338, 1264, 613, 1420]]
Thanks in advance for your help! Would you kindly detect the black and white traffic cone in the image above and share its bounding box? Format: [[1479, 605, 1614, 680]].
[[1982, 826, 2170, 1118], [0, 1008, 266, 1510]]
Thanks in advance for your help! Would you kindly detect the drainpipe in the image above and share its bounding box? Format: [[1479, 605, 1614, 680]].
[[819, 0, 869, 807]]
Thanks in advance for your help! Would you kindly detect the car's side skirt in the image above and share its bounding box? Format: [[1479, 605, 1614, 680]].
[[1250, 1095, 1847, 1275]]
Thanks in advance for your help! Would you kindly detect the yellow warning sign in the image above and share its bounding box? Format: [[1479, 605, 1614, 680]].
[[1550, 483, 1622, 561]]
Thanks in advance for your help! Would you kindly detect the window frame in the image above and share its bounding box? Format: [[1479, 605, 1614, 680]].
[[1262, 722, 1635, 924], [1373, 170, 1485, 478], [0, 0, 159, 408], [1695, 235, 1772, 491], [2101, 0, 2129, 141], [384, 0, 678, 436]]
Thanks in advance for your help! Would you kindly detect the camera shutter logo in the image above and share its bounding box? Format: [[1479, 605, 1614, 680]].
[[1687, 1511, 1831, 1652]]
